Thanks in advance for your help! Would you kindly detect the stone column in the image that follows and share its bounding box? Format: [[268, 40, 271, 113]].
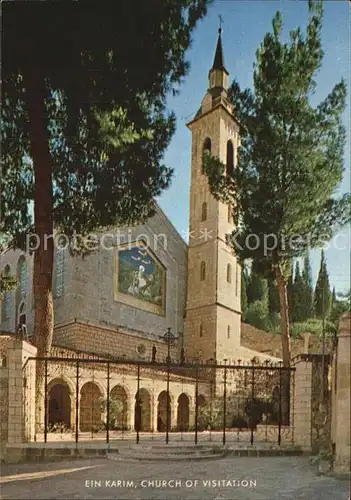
[[292, 356, 312, 450], [128, 397, 135, 431], [151, 395, 158, 433], [333, 312, 350, 475], [6, 339, 37, 462]]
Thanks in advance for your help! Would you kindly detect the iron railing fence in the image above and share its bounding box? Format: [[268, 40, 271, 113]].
[[23, 356, 295, 446]]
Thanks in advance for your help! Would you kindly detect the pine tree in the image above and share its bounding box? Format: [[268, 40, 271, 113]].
[[291, 261, 305, 323], [301, 253, 314, 320], [1, 0, 209, 427], [314, 250, 332, 319], [241, 267, 248, 320], [204, 1, 350, 368]]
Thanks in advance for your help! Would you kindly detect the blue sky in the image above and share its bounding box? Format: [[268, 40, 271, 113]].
[[157, 0, 350, 294]]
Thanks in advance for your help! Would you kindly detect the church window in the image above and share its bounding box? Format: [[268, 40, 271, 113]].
[[202, 137, 211, 174], [54, 246, 65, 298], [201, 202, 207, 222], [200, 261, 206, 281], [226, 140, 234, 177], [227, 325, 230, 339], [1, 265, 12, 322], [226, 264, 232, 283], [17, 256, 27, 299], [16, 256, 27, 315], [236, 262, 239, 296], [199, 324, 203, 337], [18, 301, 26, 327]]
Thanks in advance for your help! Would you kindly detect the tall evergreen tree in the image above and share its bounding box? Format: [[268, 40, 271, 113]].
[[204, 1, 349, 369], [301, 253, 314, 320], [291, 261, 305, 323], [241, 266, 248, 320], [314, 250, 332, 319], [1, 0, 209, 425], [247, 271, 268, 306]]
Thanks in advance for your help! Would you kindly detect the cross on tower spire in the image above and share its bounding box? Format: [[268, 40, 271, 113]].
[[218, 14, 224, 34]]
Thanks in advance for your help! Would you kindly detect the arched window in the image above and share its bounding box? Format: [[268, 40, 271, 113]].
[[228, 205, 231, 223], [227, 325, 231, 339], [227, 264, 232, 283], [201, 202, 207, 222], [54, 246, 65, 298], [199, 324, 203, 337], [202, 137, 211, 174], [16, 256, 27, 308], [1, 265, 12, 322], [200, 261, 206, 281], [226, 140, 234, 177], [18, 301, 26, 327]]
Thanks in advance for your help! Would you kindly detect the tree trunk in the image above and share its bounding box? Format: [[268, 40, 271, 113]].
[[275, 265, 291, 367], [25, 69, 54, 433], [275, 264, 292, 425]]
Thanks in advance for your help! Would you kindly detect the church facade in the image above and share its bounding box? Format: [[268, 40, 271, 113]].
[[0, 31, 279, 435]]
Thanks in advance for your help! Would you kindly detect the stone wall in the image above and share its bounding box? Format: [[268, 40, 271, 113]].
[[331, 312, 350, 475], [292, 356, 312, 450], [0, 337, 37, 462], [53, 321, 180, 362], [0, 366, 9, 460], [310, 355, 331, 453]]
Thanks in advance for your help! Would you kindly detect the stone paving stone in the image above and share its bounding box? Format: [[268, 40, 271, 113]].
[[1, 457, 349, 500]]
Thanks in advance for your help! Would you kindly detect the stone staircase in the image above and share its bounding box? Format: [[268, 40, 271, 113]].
[[107, 443, 226, 462]]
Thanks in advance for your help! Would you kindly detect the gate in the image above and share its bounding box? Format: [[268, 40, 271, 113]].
[[23, 354, 295, 446]]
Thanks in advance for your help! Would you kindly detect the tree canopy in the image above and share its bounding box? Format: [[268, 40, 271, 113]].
[[204, 0, 349, 366]]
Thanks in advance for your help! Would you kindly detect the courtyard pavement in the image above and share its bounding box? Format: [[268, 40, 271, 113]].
[[0, 456, 349, 500]]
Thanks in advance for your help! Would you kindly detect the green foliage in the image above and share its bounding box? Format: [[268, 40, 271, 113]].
[[1, 1, 210, 247], [327, 297, 350, 335], [241, 267, 249, 319], [291, 318, 333, 338], [0, 273, 18, 300], [314, 250, 332, 319], [204, 1, 349, 363], [245, 300, 270, 331], [100, 398, 125, 430], [291, 261, 306, 323], [247, 272, 268, 306], [301, 253, 314, 320]]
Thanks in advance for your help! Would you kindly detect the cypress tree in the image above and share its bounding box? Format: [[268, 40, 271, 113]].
[[247, 272, 268, 306], [241, 267, 248, 320], [292, 261, 305, 323], [314, 250, 332, 319], [301, 252, 313, 320]]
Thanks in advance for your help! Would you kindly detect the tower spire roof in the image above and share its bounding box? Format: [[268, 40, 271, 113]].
[[212, 22, 227, 72]]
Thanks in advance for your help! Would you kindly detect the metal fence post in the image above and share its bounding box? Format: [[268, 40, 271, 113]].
[[250, 364, 255, 446], [136, 364, 140, 444], [75, 360, 79, 444], [106, 362, 110, 444], [195, 365, 199, 445], [278, 362, 282, 446], [166, 356, 170, 444], [44, 359, 48, 443], [222, 360, 227, 446]]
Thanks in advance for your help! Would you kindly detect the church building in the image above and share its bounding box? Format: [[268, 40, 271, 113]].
[[0, 30, 279, 435]]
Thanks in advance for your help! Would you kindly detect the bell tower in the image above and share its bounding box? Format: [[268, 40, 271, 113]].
[[184, 27, 241, 363]]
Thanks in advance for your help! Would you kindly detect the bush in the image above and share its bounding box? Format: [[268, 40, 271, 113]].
[[245, 301, 270, 331]]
